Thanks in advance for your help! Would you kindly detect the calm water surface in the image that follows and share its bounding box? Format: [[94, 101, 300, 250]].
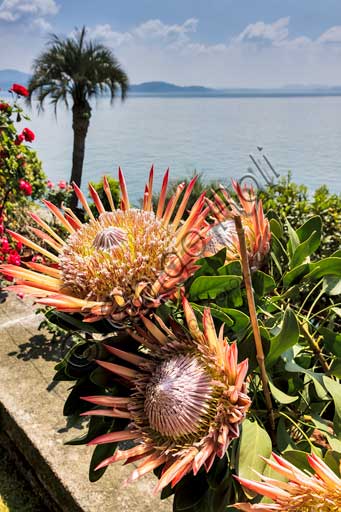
[[28, 96, 341, 202]]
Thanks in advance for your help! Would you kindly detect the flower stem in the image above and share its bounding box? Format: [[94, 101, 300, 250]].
[[299, 321, 330, 373], [234, 215, 276, 440]]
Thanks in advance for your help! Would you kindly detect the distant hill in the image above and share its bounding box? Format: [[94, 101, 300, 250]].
[[2, 69, 341, 98], [129, 81, 214, 94], [0, 69, 30, 91]]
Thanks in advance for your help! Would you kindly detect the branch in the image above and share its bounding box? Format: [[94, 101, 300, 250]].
[[234, 215, 276, 440]]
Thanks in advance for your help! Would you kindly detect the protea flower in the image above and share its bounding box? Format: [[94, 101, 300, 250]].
[[234, 452, 341, 511], [205, 181, 270, 270], [81, 298, 250, 492], [0, 168, 210, 325]]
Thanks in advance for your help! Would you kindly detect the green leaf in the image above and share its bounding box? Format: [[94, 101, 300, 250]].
[[283, 263, 310, 287], [89, 442, 117, 482], [194, 248, 227, 277], [189, 275, 242, 300], [269, 218, 283, 239], [268, 378, 299, 404], [282, 450, 312, 473], [296, 216, 322, 243], [291, 228, 321, 267], [216, 307, 250, 332], [319, 327, 341, 357], [322, 276, 341, 296], [236, 419, 272, 499], [283, 349, 329, 400], [324, 450, 341, 475], [328, 359, 341, 378], [323, 376, 341, 430], [217, 260, 242, 276], [305, 257, 341, 280], [252, 270, 276, 296], [276, 418, 297, 452], [286, 220, 300, 258], [266, 308, 299, 367]]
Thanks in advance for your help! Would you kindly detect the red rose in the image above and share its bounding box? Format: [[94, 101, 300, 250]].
[[1, 237, 10, 254], [47, 180, 54, 188], [22, 127, 35, 142], [7, 251, 21, 266], [0, 102, 10, 111], [58, 180, 67, 189], [19, 179, 32, 196], [15, 134, 25, 145], [11, 83, 29, 97]]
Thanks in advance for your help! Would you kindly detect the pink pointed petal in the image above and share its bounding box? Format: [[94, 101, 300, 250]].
[[156, 168, 169, 218], [154, 449, 198, 493], [88, 430, 138, 446], [140, 315, 168, 344], [162, 182, 186, 227], [5, 285, 55, 297], [95, 445, 153, 470], [146, 164, 154, 211], [72, 182, 95, 220], [80, 409, 131, 419], [42, 200, 74, 234], [81, 396, 130, 407], [307, 453, 341, 488], [6, 230, 59, 262], [103, 345, 147, 366], [29, 212, 65, 245], [103, 175, 116, 211], [118, 167, 129, 210], [172, 175, 198, 229], [182, 297, 202, 340], [61, 207, 83, 228], [235, 476, 290, 501], [96, 360, 140, 380], [88, 183, 105, 214], [29, 227, 62, 252], [127, 453, 167, 484]]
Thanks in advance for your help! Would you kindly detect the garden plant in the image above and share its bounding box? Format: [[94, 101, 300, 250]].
[[0, 165, 340, 511]]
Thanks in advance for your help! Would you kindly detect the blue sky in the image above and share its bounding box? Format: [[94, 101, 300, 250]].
[[1, 0, 341, 86]]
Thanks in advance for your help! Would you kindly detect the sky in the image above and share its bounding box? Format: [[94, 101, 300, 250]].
[[1, 0, 341, 87]]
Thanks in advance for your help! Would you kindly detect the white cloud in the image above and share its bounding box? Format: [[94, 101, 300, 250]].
[[88, 18, 199, 50], [235, 17, 290, 45], [318, 26, 341, 43], [0, 0, 59, 22], [90, 24, 133, 47], [31, 16, 52, 32]]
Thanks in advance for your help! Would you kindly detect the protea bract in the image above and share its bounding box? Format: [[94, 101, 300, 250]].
[[205, 181, 270, 270], [1, 168, 210, 325], [234, 451, 341, 511], [82, 298, 251, 492]]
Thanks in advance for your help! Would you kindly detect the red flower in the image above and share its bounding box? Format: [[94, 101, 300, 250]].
[[11, 83, 29, 97], [19, 179, 33, 196], [22, 127, 35, 142], [7, 251, 21, 266], [47, 180, 54, 189], [0, 102, 10, 111], [16, 241, 23, 252], [15, 134, 25, 146], [1, 237, 10, 254], [58, 180, 67, 189]]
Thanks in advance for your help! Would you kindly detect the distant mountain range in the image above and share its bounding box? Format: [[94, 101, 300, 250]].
[[2, 69, 341, 97]]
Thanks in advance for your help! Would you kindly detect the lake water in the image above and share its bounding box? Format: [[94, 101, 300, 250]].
[[26, 95, 341, 202]]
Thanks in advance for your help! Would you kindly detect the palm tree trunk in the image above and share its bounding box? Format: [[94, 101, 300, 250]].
[[70, 101, 91, 209]]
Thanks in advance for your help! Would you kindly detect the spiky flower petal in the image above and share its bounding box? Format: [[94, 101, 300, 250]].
[[205, 181, 270, 270], [82, 299, 250, 493], [234, 452, 341, 511], [0, 168, 211, 325]]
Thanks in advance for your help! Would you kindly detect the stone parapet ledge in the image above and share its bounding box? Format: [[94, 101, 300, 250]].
[[0, 293, 171, 512]]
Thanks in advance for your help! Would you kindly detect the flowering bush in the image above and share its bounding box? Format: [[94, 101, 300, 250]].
[[0, 85, 46, 285], [44, 179, 73, 208]]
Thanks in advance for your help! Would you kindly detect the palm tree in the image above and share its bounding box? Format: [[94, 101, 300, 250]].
[[28, 26, 129, 208]]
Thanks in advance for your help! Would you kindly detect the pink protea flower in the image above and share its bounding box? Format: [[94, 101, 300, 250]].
[[82, 298, 250, 493], [234, 452, 341, 511], [205, 181, 270, 270], [0, 167, 210, 325]]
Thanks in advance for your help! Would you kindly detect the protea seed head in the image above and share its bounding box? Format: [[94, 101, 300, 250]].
[[81, 299, 251, 493]]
